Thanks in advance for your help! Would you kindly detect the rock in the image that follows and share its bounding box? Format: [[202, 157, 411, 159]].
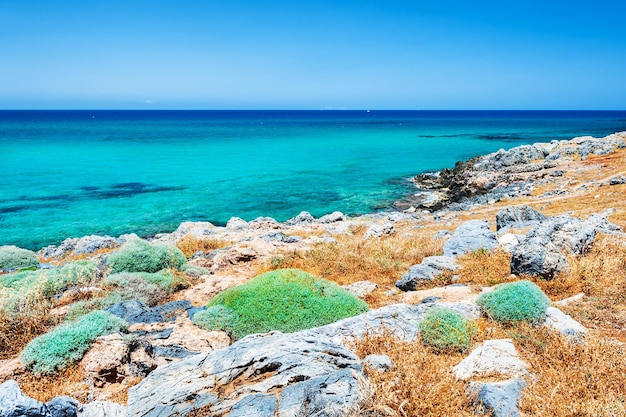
[[302, 303, 427, 344], [510, 237, 569, 279], [211, 247, 257, 268], [0, 380, 49, 417], [363, 354, 393, 372], [469, 379, 526, 417], [127, 340, 158, 377], [435, 301, 482, 320], [342, 281, 378, 298], [453, 339, 531, 381], [443, 220, 498, 257], [396, 256, 459, 291], [498, 233, 520, 253], [127, 331, 365, 417], [553, 292, 584, 306], [586, 210, 622, 234], [80, 334, 129, 386], [526, 216, 596, 255], [285, 211, 315, 225], [364, 223, 395, 239], [105, 300, 163, 324], [610, 175, 626, 185], [151, 300, 193, 321], [226, 217, 248, 230], [496, 206, 547, 232], [248, 217, 280, 230], [78, 402, 127, 417], [544, 307, 587, 338], [318, 211, 346, 224], [260, 231, 286, 243], [172, 222, 216, 239], [432, 230, 452, 239], [45, 397, 80, 417], [0, 358, 25, 381], [38, 235, 119, 260]]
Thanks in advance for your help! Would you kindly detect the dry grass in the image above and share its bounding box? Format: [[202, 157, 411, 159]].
[[175, 235, 232, 258], [0, 309, 58, 360], [350, 332, 487, 417], [455, 249, 513, 288], [14, 365, 89, 403], [509, 324, 626, 416]]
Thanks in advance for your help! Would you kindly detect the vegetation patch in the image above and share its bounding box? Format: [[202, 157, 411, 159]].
[[419, 307, 475, 352], [20, 310, 127, 375], [107, 238, 187, 273], [176, 235, 231, 258], [203, 268, 369, 339], [192, 305, 237, 333], [477, 280, 550, 324], [0, 245, 39, 271]]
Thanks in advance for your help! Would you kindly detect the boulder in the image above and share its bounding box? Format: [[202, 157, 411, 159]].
[[526, 216, 595, 255], [544, 307, 587, 338], [363, 354, 393, 373], [77, 402, 127, 417], [469, 379, 526, 417], [341, 281, 378, 298], [226, 217, 248, 230], [318, 211, 346, 224], [127, 331, 365, 417], [39, 235, 119, 260], [45, 397, 80, 417], [0, 380, 49, 417], [496, 206, 547, 232], [285, 211, 315, 225], [443, 220, 498, 257], [105, 300, 164, 324], [396, 256, 459, 291], [453, 339, 531, 381], [364, 223, 395, 239], [498, 233, 520, 253], [80, 334, 129, 386], [510, 237, 569, 279]]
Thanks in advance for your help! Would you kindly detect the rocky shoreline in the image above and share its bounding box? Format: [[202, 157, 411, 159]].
[[1, 132, 626, 416]]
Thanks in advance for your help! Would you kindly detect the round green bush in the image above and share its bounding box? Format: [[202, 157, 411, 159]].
[[20, 310, 127, 375], [204, 268, 369, 339], [107, 238, 187, 273], [192, 305, 237, 334], [418, 307, 475, 352], [0, 245, 39, 271], [477, 280, 550, 324]]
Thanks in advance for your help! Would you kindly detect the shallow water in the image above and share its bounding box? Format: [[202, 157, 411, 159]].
[[2, 110, 625, 250]]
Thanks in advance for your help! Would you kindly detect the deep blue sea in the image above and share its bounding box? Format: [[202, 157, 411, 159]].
[[2, 110, 626, 250]]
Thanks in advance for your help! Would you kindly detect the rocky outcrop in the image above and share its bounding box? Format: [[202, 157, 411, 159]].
[[496, 205, 547, 232], [442, 220, 498, 257], [78, 402, 127, 417], [39, 235, 120, 260], [0, 380, 80, 417], [364, 222, 395, 239], [105, 300, 193, 324], [363, 354, 393, 373], [396, 256, 459, 291], [127, 331, 365, 417], [510, 237, 569, 279]]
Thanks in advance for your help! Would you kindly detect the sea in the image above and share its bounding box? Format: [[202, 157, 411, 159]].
[[2, 110, 626, 250]]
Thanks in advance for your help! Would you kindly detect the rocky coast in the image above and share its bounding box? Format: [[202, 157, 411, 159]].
[[1, 132, 626, 416]]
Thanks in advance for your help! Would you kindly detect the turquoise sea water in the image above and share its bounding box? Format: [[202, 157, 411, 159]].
[[2, 110, 626, 250]]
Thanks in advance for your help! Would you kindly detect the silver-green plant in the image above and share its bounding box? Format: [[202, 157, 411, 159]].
[[418, 307, 475, 352], [107, 238, 187, 273], [477, 280, 550, 324], [0, 245, 39, 271], [20, 310, 127, 374]]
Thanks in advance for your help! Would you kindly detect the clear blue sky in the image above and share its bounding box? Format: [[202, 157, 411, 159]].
[[1, 0, 625, 110]]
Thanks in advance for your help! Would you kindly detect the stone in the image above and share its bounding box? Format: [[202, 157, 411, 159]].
[[364, 223, 395, 239], [453, 339, 531, 381], [151, 300, 193, 322], [610, 175, 626, 185], [127, 331, 365, 417], [496, 206, 547, 231], [285, 211, 315, 225], [80, 334, 129, 386], [396, 256, 459, 291], [248, 217, 280, 229], [469, 379, 526, 417], [553, 292, 584, 306], [498, 233, 520, 253], [105, 300, 163, 324], [0, 380, 49, 417], [526, 215, 596, 255], [586, 210, 622, 234], [0, 358, 25, 381], [45, 397, 80, 417], [77, 402, 127, 417], [318, 211, 346, 223], [510, 237, 569, 279], [443, 220, 498, 257], [544, 307, 587, 338], [172, 222, 216, 239], [342, 280, 378, 298], [226, 217, 248, 230], [211, 247, 257, 268], [432, 230, 452, 239], [38, 235, 119, 260], [363, 354, 393, 373]]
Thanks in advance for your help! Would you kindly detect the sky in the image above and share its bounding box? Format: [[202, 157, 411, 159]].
[[1, 0, 625, 110]]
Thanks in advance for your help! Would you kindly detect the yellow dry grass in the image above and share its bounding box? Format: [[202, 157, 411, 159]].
[[175, 234, 232, 258]]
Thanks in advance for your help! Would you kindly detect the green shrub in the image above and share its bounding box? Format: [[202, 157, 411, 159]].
[[20, 310, 127, 374], [0, 246, 39, 271], [41, 260, 97, 297], [477, 280, 550, 324], [418, 307, 475, 352], [107, 239, 187, 273], [192, 305, 237, 334], [104, 273, 166, 306], [64, 292, 125, 321], [181, 264, 209, 278], [204, 268, 369, 339]]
